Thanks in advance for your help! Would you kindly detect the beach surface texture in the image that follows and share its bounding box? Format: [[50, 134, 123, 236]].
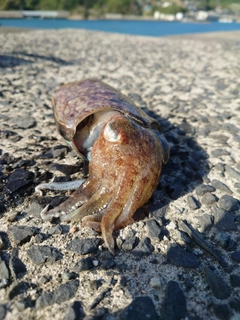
[[0, 28, 240, 320]]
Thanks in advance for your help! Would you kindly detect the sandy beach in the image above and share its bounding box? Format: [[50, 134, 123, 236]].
[[0, 28, 240, 320]]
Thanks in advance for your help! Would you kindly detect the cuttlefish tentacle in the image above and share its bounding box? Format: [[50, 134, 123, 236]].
[[61, 187, 112, 222], [41, 176, 99, 221]]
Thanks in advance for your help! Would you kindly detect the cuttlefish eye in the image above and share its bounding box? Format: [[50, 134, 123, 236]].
[[103, 117, 130, 144], [103, 122, 122, 142]]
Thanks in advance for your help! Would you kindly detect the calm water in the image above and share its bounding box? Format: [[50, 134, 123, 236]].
[[1, 18, 240, 37]]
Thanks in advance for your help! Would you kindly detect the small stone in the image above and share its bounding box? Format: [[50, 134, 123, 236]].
[[167, 244, 199, 268], [73, 257, 94, 272], [131, 237, 154, 257], [196, 214, 213, 231], [49, 163, 80, 175], [13, 116, 36, 129], [145, 219, 162, 240], [212, 304, 231, 320], [230, 274, 240, 287], [62, 272, 77, 281], [214, 163, 225, 173], [8, 226, 36, 245], [8, 281, 30, 300], [195, 185, 215, 196], [119, 296, 159, 320], [187, 195, 200, 210], [36, 279, 79, 309], [231, 251, 240, 262], [148, 203, 169, 219], [211, 149, 230, 157], [161, 281, 186, 320], [211, 179, 232, 195], [204, 267, 231, 300], [121, 236, 137, 251], [48, 225, 62, 235], [230, 298, 240, 312], [0, 305, 6, 319], [39, 275, 51, 284], [27, 245, 62, 265], [6, 210, 18, 222], [225, 165, 240, 182], [213, 208, 236, 231], [66, 238, 101, 255], [6, 179, 32, 193], [214, 232, 230, 249], [101, 258, 116, 270], [179, 120, 195, 135], [50, 146, 69, 159], [201, 193, 218, 206], [34, 233, 45, 243], [63, 301, 85, 320], [0, 259, 10, 287], [218, 194, 239, 211], [150, 277, 161, 289], [9, 252, 26, 280]]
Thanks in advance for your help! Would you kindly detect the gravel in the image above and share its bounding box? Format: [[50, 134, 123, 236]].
[[0, 28, 240, 320]]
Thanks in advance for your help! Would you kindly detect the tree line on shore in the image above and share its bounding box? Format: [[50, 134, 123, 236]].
[[1, 0, 142, 16], [1, 0, 239, 16]]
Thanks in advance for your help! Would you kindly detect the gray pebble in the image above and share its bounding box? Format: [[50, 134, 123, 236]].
[[211, 179, 232, 194], [230, 299, 240, 313], [8, 281, 30, 300], [201, 193, 218, 206], [36, 280, 79, 309], [66, 238, 101, 255], [50, 146, 69, 159], [49, 163, 80, 175], [213, 304, 231, 320], [48, 224, 62, 235], [161, 281, 186, 320], [149, 277, 161, 289], [231, 251, 240, 262], [73, 257, 94, 272], [8, 226, 36, 245], [187, 195, 200, 210], [218, 194, 239, 211], [63, 301, 85, 320], [196, 214, 213, 231], [214, 232, 230, 249], [119, 296, 158, 320], [211, 149, 230, 157], [9, 252, 26, 280], [121, 236, 137, 251], [13, 116, 36, 129], [213, 208, 236, 231], [195, 184, 215, 196], [0, 305, 6, 319], [179, 120, 195, 135], [167, 244, 199, 268], [204, 267, 231, 300], [6, 168, 34, 193], [230, 274, 240, 287], [145, 219, 162, 240], [214, 163, 225, 173], [27, 245, 62, 265], [131, 237, 154, 257], [0, 259, 10, 288], [225, 165, 240, 182]]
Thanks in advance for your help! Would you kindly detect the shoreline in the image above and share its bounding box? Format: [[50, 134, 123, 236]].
[[0, 26, 240, 45]]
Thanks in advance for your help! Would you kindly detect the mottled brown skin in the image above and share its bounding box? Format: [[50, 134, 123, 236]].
[[41, 79, 169, 254]]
